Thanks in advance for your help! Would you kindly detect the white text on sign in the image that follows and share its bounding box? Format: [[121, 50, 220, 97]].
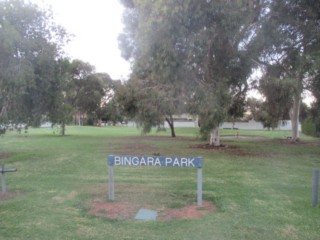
[[108, 155, 202, 168]]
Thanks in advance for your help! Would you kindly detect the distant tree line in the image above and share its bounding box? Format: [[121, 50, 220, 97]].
[[1, 0, 320, 141], [0, 0, 118, 135]]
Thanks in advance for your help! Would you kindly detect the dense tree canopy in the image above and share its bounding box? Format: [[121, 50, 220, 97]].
[[119, 0, 261, 144], [68, 61, 108, 123], [251, 0, 320, 141], [2, 0, 319, 141], [0, 0, 68, 127], [47, 59, 111, 134], [118, 0, 320, 142], [0, 1, 112, 135], [115, 78, 187, 137]]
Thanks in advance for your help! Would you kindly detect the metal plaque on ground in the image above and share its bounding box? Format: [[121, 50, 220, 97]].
[[134, 208, 158, 220]]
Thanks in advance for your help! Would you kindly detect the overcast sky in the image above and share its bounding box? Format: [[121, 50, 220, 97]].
[[30, 0, 131, 80]]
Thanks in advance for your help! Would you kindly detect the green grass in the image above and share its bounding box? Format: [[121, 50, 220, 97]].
[[0, 126, 320, 240]]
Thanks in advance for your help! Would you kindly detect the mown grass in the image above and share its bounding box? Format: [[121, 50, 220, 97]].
[[0, 126, 319, 240]]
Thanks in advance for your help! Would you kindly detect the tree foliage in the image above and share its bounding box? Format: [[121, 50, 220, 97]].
[[259, 75, 293, 124], [48, 60, 109, 133], [0, 0, 68, 128], [119, 0, 260, 143], [68, 61, 108, 123], [98, 79, 124, 125], [251, 0, 320, 140], [114, 78, 184, 137], [0, 1, 116, 135]]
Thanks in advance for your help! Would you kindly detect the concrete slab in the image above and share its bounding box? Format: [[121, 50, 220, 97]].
[[134, 208, 157, 221]]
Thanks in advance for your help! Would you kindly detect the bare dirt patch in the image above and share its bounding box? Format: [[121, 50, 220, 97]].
[[191, 143, 229, 150], [271, 139, 320, 146], [0, 153, 9, 160], [88, 200, 215, 221], [87, 185, 216, 221], [88, 202, 139, 220], [0, 191, 22, 201], [157, 201, 216, 221], [190, 143, 262, 157]]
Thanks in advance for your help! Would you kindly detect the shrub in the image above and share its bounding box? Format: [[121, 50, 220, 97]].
[[302, 117, 318, 137]]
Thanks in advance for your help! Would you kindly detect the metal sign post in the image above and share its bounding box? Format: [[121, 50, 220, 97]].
[[108, 164, 114, 201], [313, 168, 319, 208], [0, 164, 17, 194], [107, 155, 203, 206], [197, 167, 203, 206]]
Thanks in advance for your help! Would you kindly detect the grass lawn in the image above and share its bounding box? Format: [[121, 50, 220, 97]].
[[0, 126, 319, 240]]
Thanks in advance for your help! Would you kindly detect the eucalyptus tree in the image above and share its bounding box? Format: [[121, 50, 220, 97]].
[[115, 78, 185, 137], [119, 0, 190, 137], [119, 0, 260, 145], [50, 60, 109, 132], [68, 60, 105, 125], [251, 0, 320, 141], [46, 58, 73, 135], [0, 0, 68, 128], [306, 72, 320, 136], [259, 74, 293, 127], [127, 48, 188, 137], [96, 76, 123, 126], [180, 0, 261, 145]]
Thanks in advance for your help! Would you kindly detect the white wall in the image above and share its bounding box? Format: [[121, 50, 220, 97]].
[[127, 120, 301, 131], [220, 120, 301, 131]]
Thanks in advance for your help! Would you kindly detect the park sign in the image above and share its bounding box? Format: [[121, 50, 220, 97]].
[[0, 164, 17, 193], [108, 155, 202, 168], [107, 155, 203, 206]]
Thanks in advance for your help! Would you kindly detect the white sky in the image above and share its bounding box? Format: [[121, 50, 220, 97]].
[[30, 0, 131, 80]]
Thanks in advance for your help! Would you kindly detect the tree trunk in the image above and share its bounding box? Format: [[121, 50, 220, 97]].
[[78, 112, 81, 126], [291, 93, 301, 142], [165, 116, 176, 138], [210, 127, 220, 146], [61, 121, 66, 136]]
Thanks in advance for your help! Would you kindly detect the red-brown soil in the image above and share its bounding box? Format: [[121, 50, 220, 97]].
[[88, 200, 216, 221], [87, 184, 216, 221]]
